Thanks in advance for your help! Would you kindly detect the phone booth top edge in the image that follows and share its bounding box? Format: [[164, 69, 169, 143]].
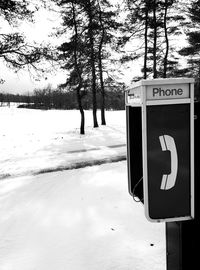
[[125, 78, 195, 106]]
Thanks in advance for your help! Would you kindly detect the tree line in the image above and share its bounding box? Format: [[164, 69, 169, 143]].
[[1, 0, 200, 133], [0, 82, 125, 110]]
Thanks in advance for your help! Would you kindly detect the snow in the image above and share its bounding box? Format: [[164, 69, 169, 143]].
[[0, 106, 166, 270], [0, 106, 126, 179], [0, 162, 166, 270]]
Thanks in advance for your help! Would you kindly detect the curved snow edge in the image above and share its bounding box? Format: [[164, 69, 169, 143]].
[[34, 155, 127, 175], [0, 155, 127, 180]]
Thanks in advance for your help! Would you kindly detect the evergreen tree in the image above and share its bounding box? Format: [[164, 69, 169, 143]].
[[123, 0, 150, 78], [88, 0, 99, 127], [54, 0, 87, 134], [53, 0, 122, 129], [81, 0, 99, 128], [97, 0, 106, 125], [96, 0, 122, 125], [124, 0, 185, 79], [53, 0, 100, 129], [179, 0, 200, 77], [178, 0, 200, 97], [147, 0, 181, 78]]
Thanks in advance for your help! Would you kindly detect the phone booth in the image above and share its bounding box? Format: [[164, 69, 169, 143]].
[[126, 78, 194, 222]]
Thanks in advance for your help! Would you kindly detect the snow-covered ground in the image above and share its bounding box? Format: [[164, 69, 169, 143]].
[[0, 105, 166, 270], [0, 162, 166, 270], [0, 106, 126, 179]]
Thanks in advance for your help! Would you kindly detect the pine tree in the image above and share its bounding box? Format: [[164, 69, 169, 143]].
[[96, 0, 122, 125], [124, 0, 185, 79], [0, 0, 47, 81], [179, 0, 200, 78], [123, 0, 150, 78], [86, 0, 99, 128], [55, 0, 87, 134], [178, 0, 200, 97]]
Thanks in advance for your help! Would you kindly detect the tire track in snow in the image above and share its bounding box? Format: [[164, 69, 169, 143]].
[[67, 144, 126, 154], [34, 154, 127, 175], [0, 144, 127, 180]]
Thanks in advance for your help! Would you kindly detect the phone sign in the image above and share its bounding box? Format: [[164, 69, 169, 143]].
[[146, 84, 190, 100], [145, 104, 192, 221]]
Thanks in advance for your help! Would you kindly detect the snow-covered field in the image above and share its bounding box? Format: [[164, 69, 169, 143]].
[[0, 105, 166, 270], [0, 105, 126, 179]]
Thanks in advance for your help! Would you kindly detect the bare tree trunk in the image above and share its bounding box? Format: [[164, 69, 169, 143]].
[[88, 0, 98, 128], [99, 52, 106, 125], [153, 0, 157, 78], [144, 1, 148, 79], [72, 0, 85, 134], [98, 0, 106, 125], [76, 87, 85, 134], [163, 0, 169, 78]]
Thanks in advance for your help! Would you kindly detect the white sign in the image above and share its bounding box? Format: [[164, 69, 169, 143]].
[[146, 84, 190, 100]]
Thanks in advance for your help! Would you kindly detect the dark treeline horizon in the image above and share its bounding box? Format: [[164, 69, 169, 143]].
[[0, 84, 125, 110]]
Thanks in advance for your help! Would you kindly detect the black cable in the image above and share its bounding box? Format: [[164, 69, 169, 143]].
[[132, 176, 143, 203]]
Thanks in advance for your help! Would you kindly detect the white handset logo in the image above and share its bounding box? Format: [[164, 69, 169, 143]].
[[159, 135, 178, 190]]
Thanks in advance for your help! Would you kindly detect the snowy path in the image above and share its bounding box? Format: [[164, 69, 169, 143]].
[[0, 162, 166, 270]]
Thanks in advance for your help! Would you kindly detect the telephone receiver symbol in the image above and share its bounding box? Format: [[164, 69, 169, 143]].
[[159, 135, 178, 190]]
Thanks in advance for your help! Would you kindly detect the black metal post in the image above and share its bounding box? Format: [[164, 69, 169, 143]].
[[166, 102, 200, 270]]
